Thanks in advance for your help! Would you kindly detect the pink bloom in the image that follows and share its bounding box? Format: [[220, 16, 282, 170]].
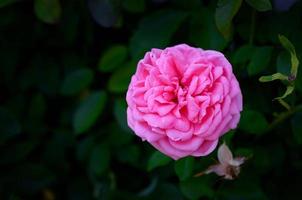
[[126, 44, 242, 160]]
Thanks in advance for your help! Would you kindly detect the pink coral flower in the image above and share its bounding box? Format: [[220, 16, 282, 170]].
[[126, 44, 242, 160]]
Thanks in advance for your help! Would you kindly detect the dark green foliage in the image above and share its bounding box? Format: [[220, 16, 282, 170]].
[[0, 0, 302, 199]]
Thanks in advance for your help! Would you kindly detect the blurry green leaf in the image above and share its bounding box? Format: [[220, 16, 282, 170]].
[[76, 136, 95, 162], [151, 183, 183, 200], [122, 0, 145, 13], [7, 163, 56, 192], [0, 0, 19, 8], [180, 178, 213, 200], [34, 0, 61, 24], [274, 85, 294, 100], [247, 46, 273, 76], [88, 0, 119, 27], [239, 110, 268, 134], [98, 45, 127, 72], [0, 141, 36, 165], [245, 0, 272, 11], [291, 112, 302, 144], [259, 73, 288, 82], [189, 9, 227, 51], [278, 35, 299, 77], [130, 10, 187, 59], [147, 151, 172, 171], [114, 99, 131, 132], [108, 123, 133, 147], [221, 130, 235, 145], [215, 0, 242, 39], [108, 61, 136, 93], [174, 157, 195, 181], [138, 177, 158, 197], [232, 45, 255, 64], [89, 143, 110, 176], [0, 107, 21, 143], [28, 94, 46, 119], [73, 91, 107, 134], [61, 69, 94, 96], [116, 145, 140, 165]]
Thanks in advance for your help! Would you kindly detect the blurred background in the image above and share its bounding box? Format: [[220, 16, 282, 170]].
[[0, 0, 302, 199]]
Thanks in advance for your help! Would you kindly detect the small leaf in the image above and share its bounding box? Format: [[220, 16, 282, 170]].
[[147, 151, 172, 171], [245, 0, 272, 12], [274, 85, 294, 100], [174, 157, 195, 181], [34, 0, 62, 24], [278, 35, 299, 77], [259, 73, 288, 82], [60, 69, 94, 96], [247, 46, 273, 76], [239, 110, 268, 134], [291, 112, 302, 145], [98, 45, 127, 72], [73, 91, 107, 134], [215, 0, 243, 39], [89, 143, 110, 176]]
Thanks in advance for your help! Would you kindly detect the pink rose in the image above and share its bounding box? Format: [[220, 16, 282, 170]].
[[126, 44, 242, 160]]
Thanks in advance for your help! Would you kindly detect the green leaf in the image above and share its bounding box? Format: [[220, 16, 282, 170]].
[[108, 61, 136, 93], [259, 73, 288, 82], [0, 0, 19, 8], [232, 45, 255, 64], [278, 35, 299, 77], [89, 143, 110, 176], [0, 107, 21, 144], [189, 9, 227, 51], [180, 178, 213, 200], [274, 85, 294, 100], [147, 151, 172, 171], [245, 0, 272, 12], [291, 112, 302, 145], [98, 45, 127, 72], [247, 46, 273, 76], [34, 0, 62, 24], [60, 69, 94, 96], [73, 91, 107, 134], [122, 0, 145, 13], [174, 157, 195, 181], [215, 0, 243, 39], [130, 10, 187, 59], [239, 110, 268, 134], [114, 99, 131, 132]]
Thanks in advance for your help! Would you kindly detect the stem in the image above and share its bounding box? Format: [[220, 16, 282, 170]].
[[249, 10, 256, 45], [278, 99, 291, 110], [266, 104, 302, 132]]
